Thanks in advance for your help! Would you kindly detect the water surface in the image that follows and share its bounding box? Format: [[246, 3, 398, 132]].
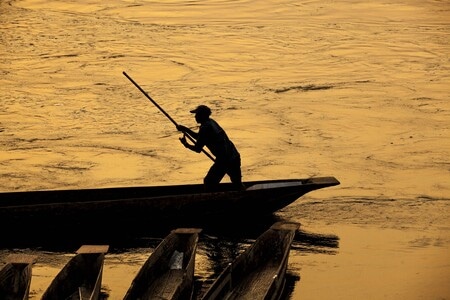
[[1, 0, 449, 299]]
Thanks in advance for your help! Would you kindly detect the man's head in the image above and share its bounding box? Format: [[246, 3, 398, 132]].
[[190, 105, 211, 123]]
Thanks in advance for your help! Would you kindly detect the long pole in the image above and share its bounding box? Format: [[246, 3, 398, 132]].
[[123, 71, 215, 162]]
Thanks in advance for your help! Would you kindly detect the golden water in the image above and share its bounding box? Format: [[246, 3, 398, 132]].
[[1, 0, 449, 299]]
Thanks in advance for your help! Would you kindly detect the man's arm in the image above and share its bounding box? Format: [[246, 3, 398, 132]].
[[179, 135, 202, 153], [176, 125, 198, 140]]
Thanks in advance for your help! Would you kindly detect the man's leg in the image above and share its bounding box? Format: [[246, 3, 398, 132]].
[[227, 157, 244, 190], [204, 162, 227, 191]]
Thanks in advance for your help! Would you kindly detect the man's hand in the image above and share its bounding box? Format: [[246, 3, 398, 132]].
[[176, 124, 188, 132], [179, 135, 189, 148]]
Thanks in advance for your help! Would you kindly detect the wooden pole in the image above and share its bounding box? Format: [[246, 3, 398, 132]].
[[123, 71, 215, 161]]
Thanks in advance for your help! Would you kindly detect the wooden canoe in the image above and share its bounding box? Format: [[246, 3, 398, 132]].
[[124, 228, 202, 300], [41, 245, 109, 300], [0, 254, 37, 300], [0, 177, 339, 228], [201, 221, 300, 300]]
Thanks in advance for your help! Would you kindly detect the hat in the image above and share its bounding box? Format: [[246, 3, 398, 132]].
[[190, 105, 211, 116]]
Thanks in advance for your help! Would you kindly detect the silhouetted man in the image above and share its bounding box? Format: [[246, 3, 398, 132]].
[[176, 105, 244, 191]]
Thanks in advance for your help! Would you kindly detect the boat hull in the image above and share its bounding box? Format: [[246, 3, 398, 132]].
[[124, 228, 201, 300], [0, 177, 338, 245], [41, 245, 109, 300], [0, 177, 338, 224], [0, 254, 37, 300], [201, 222, 300, 300]]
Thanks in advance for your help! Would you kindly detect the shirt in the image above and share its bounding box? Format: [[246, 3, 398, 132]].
[[195, 118, 240, 162]]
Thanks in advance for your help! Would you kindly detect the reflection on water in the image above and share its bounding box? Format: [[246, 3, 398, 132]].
[[292, 229, 339, 255], [2, 212, 339, 250]]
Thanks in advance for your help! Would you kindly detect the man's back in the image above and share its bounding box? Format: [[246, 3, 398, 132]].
[[198, 118, 239, 162]]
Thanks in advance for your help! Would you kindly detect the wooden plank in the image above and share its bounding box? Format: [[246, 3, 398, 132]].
[[145, 269, 184, 299], [230, 261, 279, 298], [271, 221, 301, 231], [79, 286, 93, 300], [76, 245, 109, 254], [246, 181, 303, 191]]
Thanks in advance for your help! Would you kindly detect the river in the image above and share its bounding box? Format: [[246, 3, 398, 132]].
[[0, 0, 449, 299]]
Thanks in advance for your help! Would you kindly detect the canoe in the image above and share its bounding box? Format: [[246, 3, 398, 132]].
[[41, 245, 109, 300], [124, 228, 202, 300], [201, 221, 300, 300], [0, 254, 37, 300], [0, 177, 339, 228]]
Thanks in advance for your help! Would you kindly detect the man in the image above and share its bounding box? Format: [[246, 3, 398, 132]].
[[176, 105, 244, 191]]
